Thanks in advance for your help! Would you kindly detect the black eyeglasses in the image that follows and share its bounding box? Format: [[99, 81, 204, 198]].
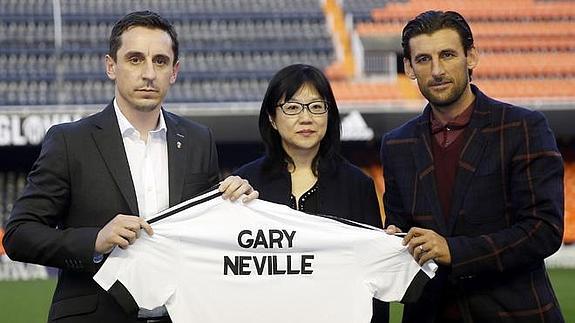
[[276, 101, 329, 115]]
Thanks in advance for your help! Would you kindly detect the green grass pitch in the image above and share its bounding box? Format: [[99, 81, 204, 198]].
[[0, 269, 572, 323]]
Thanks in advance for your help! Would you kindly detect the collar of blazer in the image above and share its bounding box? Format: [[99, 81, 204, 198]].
[[163, 109, 187, 207], [89, 103, 188, 215], [410, 84, 493, 234], [419, 84, 493, 136]]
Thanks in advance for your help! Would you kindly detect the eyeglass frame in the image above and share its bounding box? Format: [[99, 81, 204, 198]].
[[276, 100, 329, 116]]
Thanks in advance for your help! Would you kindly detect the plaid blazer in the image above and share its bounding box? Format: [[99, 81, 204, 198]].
[[380, 85, 565, 323]]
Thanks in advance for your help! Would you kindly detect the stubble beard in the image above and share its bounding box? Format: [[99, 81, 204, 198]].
[[420, 76, 468, 109], [132, 91, 164, 112], [133, 101, 161, 112]]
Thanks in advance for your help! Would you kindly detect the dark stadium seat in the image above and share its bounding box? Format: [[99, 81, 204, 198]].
[[0, 0, 336, 104]]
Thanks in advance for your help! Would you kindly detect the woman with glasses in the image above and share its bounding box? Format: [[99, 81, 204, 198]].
[[235, 64, 389, 323]]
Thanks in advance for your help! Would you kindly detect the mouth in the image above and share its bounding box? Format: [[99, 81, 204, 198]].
[[428, 81, 452, 90], [135, 89, 160, 99], [296, 129, 316, 136], [136, 88, 159, 93]]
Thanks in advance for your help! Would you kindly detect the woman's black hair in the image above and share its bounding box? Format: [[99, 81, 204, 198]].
[[259, 64, 341, 175]]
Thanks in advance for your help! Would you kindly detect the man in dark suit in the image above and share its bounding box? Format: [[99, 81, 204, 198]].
[[380, 11, 564, 323], [3, 11, 257, 323]]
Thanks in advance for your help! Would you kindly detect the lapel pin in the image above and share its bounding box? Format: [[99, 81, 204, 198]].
[[177, 141, 182, 149]]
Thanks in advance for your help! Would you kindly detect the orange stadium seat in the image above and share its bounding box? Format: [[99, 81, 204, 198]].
[[355, 22, 403, 36], [363, 164, 386, 223], [475, 52, 575, 78], [473, 78, 575, 99], [330, 81, 403, 101], [564, 161, 575, 243], [474, 37, 575, 53], [472, 22, 575, 38], [356, 21, 575, 40], [354, 9, 575, 99], [370, 0, 575, 22]]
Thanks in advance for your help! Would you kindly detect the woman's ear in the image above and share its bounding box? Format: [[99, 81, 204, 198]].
[[269, 114, 277, 130]]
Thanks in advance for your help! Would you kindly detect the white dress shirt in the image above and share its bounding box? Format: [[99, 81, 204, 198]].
[[114, 100, 170, 219]]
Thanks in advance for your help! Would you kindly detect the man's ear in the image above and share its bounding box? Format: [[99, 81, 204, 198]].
[[105, 55, 116, 80], [403, 57, 416, 80], [170, 60, 180, 84], [466, 46, 479, 71]]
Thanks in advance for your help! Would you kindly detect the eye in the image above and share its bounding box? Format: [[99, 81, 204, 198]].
[[415, 56, 430, 64], [282, 102, 302, 114], [441, 52, 456, 59], [154, 56, 169, 66], [308, 102, 327, 113], [128, 56, 143, 64], [284, 103, 300, 111]]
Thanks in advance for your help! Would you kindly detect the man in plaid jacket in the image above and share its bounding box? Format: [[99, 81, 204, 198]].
[[380, 10, 565, 323]]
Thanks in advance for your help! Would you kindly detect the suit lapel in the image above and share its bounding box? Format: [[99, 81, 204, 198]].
[[91, 104, 139, 215], [411, 107, 448, 234], [446, 91, 491, 233], [165, 110, 187, 207]]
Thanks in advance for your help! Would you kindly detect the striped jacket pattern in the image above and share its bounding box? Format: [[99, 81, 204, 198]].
[[380, 85, 565, 323]]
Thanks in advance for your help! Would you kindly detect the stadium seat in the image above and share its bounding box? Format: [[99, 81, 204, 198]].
[[564, 161, 575, 243]]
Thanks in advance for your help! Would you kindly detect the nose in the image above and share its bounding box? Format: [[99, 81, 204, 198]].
[[142, 59, 157, 81], [298, 107, 313, 123], [431, 59, 445, 78]]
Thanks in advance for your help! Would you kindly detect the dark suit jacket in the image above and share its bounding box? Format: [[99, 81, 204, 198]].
[[3, 103, 219, 322], [236, 157, 389, 323], [235, 156, 383, 228], [380, 85, 564, 323]]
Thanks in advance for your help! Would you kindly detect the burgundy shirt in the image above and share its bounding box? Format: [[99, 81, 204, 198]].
[[430, 101, 475, 321], [430, 101, 475, 148], [430, 101, 474, 220]]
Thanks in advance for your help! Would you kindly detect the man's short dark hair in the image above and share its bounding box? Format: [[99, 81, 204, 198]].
[[402, 10, 474, 74], [109, 10, 179, 64]]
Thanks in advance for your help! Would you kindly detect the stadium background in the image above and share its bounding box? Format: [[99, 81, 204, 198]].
[[0, 0, 574, 322]]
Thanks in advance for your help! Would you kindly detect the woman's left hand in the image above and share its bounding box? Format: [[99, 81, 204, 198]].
[[219, 176, 259, 203]]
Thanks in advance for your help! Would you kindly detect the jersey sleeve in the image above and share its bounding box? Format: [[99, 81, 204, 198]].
[[356, 231, 437, 303], [93, 231, 178, 314]]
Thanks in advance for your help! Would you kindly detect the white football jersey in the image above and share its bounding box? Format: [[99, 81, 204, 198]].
[[94, 190, 436, 323]]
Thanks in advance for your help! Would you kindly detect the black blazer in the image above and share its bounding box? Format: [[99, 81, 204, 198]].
[[380, 85, 564, 322], [236, 157, 389, 323], [235, 156, 383, 228], [3, 103, 220, 322]]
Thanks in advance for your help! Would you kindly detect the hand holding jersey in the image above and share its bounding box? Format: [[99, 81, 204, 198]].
[[385, 225, 451, 265], [95, 214, 154, 254], [94, 176, 258, 255], [218, 175, 259, 202], [94, 190, 437, 323], [402, 227, 451, 266]]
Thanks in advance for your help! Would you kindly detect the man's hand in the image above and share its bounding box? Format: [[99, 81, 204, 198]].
[[95, 214, 154, 254], [219, 175, 259, 203], [403, 227, 451, 266]]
